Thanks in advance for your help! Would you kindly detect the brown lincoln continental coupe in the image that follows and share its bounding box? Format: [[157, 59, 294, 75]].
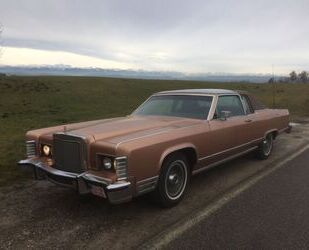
[[19, 89, 290, 207]]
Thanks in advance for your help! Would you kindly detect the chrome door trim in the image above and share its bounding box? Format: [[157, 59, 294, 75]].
[[136, 176, 159, 195], [198, 137, 262, 161], [193, 146, 259, 175]]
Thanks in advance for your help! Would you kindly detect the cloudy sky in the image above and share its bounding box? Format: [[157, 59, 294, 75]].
[[0, 0, 308, 74]]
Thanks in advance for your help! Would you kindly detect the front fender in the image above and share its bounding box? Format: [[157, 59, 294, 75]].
[[159, 143, 198, 170]]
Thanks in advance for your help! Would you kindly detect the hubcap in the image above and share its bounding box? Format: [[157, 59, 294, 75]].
[[262, 135, 272, 155], [165, 160, 187, 200]]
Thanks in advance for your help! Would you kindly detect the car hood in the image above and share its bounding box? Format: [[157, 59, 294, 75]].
[[67, 115, 200, 144], [29, 115, 201, 145]]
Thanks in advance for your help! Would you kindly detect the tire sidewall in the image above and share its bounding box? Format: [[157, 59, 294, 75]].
[[157, 153, 189, 207], [257, 133, 273, 159]]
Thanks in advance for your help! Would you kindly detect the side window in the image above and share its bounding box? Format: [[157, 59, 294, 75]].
[[241, 95, 254, 114], [172, 97, 213, 119], [216, 95, 245, 118]]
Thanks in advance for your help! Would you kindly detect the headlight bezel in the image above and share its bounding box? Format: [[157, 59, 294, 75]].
[[97, 154, 115, 171], [102, 157, 113, 170], [97, 154, 128, 179]]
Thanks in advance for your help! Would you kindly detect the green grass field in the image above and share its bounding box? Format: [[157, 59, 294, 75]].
[[1, 75, 309, 186]]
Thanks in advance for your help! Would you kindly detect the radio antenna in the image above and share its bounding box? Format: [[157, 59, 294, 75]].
[[271, 64, 276, 108]]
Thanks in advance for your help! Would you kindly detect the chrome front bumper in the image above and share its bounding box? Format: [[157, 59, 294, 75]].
[[18, 158, 132, 204]]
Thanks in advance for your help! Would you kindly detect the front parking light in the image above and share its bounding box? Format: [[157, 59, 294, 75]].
[[42, 145, 51, 156]]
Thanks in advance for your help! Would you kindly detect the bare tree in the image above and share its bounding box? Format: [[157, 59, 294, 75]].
[[289, 71, 297, 82], [268, 77, 275, 83], [299, 71, 308, 83]]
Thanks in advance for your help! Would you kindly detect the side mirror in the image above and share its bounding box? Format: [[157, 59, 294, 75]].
[[219, 110, 231, 121]]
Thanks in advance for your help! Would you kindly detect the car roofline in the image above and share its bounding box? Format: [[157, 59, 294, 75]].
[[154, 89, 238, 96]]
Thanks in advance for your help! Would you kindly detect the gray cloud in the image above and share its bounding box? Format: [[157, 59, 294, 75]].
[[1, 0, 309, 73]]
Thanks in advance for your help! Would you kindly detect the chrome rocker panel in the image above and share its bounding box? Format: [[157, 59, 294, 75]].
[[18, 158, 132, 204]]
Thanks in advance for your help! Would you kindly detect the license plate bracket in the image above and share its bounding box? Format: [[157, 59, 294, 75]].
[[90, 184, 106, 198]]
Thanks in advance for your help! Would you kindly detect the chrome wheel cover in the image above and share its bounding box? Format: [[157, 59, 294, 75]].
[[165, 160, 188, 200], [262, 134, 273, 156]]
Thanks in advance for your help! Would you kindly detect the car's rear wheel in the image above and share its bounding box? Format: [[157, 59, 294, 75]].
[[256, 133, 273, 159], [155, 153, 189, 207]]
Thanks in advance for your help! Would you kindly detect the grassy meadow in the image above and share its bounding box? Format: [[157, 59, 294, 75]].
[[1, 75, 309, 186]]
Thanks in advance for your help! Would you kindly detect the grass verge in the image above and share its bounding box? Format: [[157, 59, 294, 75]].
[[1, 75, 308, 186]]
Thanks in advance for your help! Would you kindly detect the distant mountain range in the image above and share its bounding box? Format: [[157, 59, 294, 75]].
[[0, 65, 276, 83]]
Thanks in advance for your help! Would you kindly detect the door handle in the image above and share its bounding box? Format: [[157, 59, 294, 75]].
[[245, 119, 252, 123]]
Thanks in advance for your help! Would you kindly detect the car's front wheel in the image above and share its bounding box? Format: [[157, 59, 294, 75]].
[[256, 133, 274, 159], [155, 153, 189, 207]]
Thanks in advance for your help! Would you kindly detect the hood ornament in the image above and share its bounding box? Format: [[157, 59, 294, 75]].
[[64, 126, 67, 134]]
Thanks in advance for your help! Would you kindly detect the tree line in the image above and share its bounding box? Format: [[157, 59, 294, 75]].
[[269, 70, 309, 83], [288, 71, 308, 83]]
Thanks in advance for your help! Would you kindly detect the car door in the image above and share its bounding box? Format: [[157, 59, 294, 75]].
[[240, 94, 264, 142], [201, 95, 248, 166]]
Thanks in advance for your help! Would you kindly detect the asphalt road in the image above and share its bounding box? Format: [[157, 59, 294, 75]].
[[0, 121, 308, 249], [168, 147, 309, 249]]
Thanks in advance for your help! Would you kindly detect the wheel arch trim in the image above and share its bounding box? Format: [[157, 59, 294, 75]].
[[264, 128, 279, 139], [158, 143, 198, 171]]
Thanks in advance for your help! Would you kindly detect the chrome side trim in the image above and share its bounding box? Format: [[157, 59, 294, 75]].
[[106, 182, 131, 190], [278, 126, 289, 134], [198, 137, 262, 161], [136, 176, 159, 195], [153, 93, 216, 97], [193, 146, 258, 175]]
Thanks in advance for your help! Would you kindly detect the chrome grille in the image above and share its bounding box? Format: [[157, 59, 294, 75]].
[[53, 133, 87, 173], [114, 157, 128, 180], [26, 140, 36, 158]]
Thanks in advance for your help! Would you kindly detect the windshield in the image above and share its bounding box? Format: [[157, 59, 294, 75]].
[[133, 95, 213, 119]]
